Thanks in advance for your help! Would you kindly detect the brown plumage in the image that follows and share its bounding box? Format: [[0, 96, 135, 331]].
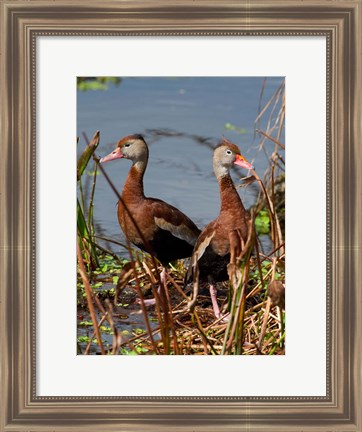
[[267, 280, 285, 309], [100, 134, 200, 267], [186, 138, 253, 317]]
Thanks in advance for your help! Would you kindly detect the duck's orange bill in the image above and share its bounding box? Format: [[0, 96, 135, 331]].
[[100, 147, 124, 163], [234, 154, 254, 170]]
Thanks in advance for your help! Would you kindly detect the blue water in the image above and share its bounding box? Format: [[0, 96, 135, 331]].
[[77, 77, 284, 253]]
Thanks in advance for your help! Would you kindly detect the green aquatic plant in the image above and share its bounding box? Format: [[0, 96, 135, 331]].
[[224, 122, 247, 134], [77, 77, 121, 92], [77, 131, 100, 270], [255, 209, 271, 235]]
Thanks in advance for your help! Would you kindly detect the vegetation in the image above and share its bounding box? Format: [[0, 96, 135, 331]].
[[77, 77, 121, 92], [77, 79, 285, 355]]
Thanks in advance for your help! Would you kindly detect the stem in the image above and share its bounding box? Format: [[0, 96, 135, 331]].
[[77, 243, 106, 355], [87, 160, 98, 236]]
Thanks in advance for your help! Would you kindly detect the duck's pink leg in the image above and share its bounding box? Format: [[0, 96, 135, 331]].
[[209, 284, 221, 318], [160, 267, 167, 288]]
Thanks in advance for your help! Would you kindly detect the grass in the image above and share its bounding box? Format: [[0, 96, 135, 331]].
[[76, 79, 285, 355], [76, 244, 285, 355]]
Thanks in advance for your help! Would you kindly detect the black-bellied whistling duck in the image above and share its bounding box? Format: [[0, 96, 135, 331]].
[[100, 134, 201, 301], [185, 138, 254, 318]]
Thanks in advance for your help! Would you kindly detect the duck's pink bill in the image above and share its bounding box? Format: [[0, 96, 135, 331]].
[[100, 147, 124, 163], [234, 154, 254, 170]]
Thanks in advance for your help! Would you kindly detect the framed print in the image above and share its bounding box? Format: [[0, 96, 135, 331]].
[[1, 0, 361, 430]]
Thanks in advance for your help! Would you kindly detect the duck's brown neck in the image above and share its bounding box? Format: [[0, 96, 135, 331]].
[[122, 161, 146, 201], [218, 174, 246, 214]]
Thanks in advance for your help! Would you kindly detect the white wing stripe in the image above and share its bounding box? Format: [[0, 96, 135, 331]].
[[192, 232, 215, 265], [154, 217, 198, 246]]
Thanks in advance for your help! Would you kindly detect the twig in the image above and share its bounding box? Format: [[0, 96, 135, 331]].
[[255, 129, 285, 149]]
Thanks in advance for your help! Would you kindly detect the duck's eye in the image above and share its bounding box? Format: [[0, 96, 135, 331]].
[[124, 143, 131, 147], [226, 149, 232, 155]]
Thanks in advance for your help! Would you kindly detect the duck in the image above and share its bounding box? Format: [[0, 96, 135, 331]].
[[100, 134, 201, 300], [185, 138, 254, 318]]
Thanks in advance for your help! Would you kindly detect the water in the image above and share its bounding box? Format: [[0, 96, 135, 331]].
[[77, 77, 284, 254], [77, 301, 160, 355]]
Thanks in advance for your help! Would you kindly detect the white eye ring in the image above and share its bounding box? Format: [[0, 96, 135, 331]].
[[226, 149, 232, 155]]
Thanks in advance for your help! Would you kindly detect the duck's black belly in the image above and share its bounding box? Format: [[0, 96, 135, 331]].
[[197, 247, 231, 284], [135, 228, 195, 266]]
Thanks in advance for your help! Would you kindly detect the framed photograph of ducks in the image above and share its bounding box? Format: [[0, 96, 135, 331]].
[[2, 1, 361, 431]]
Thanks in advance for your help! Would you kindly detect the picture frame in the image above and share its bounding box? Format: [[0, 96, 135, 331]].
[[1, 0, 361, 430]]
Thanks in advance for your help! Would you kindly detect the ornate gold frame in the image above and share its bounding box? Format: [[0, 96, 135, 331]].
[[1, 1, 361, 430]]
